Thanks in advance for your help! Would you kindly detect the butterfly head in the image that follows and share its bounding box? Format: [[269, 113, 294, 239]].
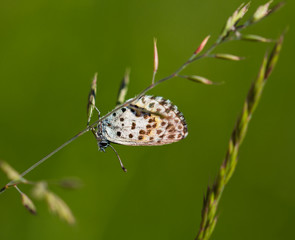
[[93, 125, 126, 172], [98, 139, 110, 152], [91, 123, 110, 152]]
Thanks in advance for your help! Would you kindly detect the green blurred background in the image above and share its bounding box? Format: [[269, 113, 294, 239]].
[[0, 0, 294, 239]]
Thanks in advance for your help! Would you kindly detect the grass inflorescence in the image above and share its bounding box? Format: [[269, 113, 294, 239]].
[[195, 34, 284, 240]]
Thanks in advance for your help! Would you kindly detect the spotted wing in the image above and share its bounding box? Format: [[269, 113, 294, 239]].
[[102, 95, 188, 146]]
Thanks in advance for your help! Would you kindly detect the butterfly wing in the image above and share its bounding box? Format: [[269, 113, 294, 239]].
[[102, 95, 188, 146]]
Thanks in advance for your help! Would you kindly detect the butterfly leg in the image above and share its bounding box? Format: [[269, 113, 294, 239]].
[[90, 106, 102, 140], [94, 106, 101, 120], [93, 106, 105, 136]]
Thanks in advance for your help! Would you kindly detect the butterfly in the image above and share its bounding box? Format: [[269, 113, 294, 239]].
[[91, 95, 188, 171]]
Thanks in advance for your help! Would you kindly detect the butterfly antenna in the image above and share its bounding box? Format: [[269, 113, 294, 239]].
[[109, 144, 127, 172]]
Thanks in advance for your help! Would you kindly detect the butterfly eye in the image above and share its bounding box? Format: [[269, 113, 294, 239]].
[[99, 140, 109, 149]]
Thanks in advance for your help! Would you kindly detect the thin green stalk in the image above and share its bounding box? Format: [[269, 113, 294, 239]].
[[0, 128, 89, 193], [195, 34, 284, 240]]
